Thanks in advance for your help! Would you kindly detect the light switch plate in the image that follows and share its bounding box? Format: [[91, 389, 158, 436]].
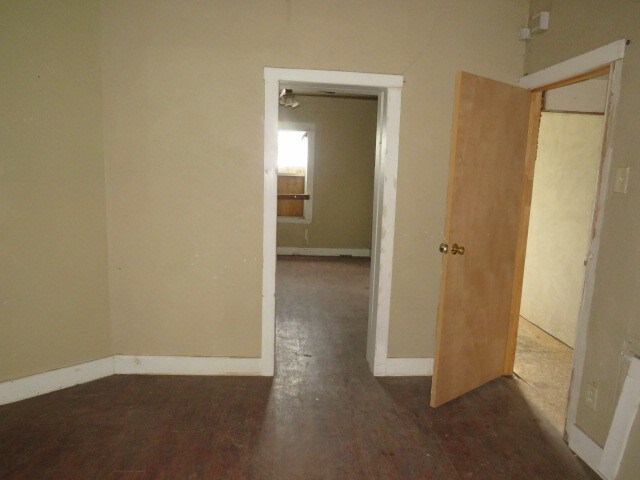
[[585, 382, 598, 411], [613, 166, 630, 194]]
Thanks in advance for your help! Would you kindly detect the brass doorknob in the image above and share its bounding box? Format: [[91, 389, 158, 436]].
[[451, 243, 465, 255], [439, 243, 449, 254]]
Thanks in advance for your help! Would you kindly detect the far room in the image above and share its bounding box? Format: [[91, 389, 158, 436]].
[[274, 87, 378, 379]]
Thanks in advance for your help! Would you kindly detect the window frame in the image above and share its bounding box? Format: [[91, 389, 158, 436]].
[[277, 122, 315, 224]]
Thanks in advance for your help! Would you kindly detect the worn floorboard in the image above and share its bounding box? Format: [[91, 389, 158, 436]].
[[0, 257, 598, 479]]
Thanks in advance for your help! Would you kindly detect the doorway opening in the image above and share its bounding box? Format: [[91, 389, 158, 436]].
[[429, 43, 627, 468], [513, 74, 609, 433], [274, 91, 378, 377], [262, 68, 403, 376], [507, 42, 627, 468]]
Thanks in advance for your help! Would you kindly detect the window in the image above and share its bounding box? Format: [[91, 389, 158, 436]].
[[277, 123, 314, 223]]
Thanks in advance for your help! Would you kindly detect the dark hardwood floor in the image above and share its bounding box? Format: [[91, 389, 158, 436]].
[[0, 256, 598, 479]]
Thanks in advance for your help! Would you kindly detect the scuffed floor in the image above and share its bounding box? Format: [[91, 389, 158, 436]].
[[0, 257, 596, 479], [514, 317, 573, 433]]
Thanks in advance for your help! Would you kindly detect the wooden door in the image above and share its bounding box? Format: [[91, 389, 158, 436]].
[[430, 72, 535, 408]]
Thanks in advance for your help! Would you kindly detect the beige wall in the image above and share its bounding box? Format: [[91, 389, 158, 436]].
[[526, 0, 640, 446], [544, 78, 608, 113], [520, 113, 603, 348], [0, 1, 111, 382], [102, 0, 528, 358], [277, 96, 377, 250]]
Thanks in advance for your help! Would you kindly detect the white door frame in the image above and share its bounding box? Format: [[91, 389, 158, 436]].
[[262, 68, 403, 376], [519, 39, 627, 472]]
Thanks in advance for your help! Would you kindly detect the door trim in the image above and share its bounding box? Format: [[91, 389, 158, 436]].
[[506, 40, 627, 472], [262, 68, 403, 376], [519, 39, 626, 90], [502, 90, 543, 373]]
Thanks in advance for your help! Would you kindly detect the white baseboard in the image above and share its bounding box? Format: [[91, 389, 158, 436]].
[[0, 356, 115, 406], [385, 358, 434, 376], [1, 355, 432, 405], [567, 424, 604, 477], [276, 247, 371, 257], [599, 356, 640, 480], [0, 355, 263, 405], [114, 355, 261, 376]]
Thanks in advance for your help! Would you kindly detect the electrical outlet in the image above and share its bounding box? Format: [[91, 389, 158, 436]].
[[585, 382, 598, 411]]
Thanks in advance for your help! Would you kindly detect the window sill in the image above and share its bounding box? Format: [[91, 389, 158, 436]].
[[277, 217, 312, 224]]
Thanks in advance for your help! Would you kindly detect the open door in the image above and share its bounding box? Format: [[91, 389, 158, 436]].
[[430, 72, 535, 407]]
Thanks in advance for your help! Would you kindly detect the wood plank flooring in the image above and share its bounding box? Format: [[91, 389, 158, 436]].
[[0, 257, 598, 479]]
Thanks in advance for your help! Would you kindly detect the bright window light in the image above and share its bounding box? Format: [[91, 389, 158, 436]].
[[277, 130, 308, 175]]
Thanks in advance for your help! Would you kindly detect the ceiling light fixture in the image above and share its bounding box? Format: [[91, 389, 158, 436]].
[[279, 89, 300, 108]]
